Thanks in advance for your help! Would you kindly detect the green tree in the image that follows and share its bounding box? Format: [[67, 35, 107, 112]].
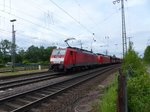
[[0, 39, 11, 63], [122, 42, 150, 112], [122, 42, 146, 76], [0, 39, 11, 55], [144, 45, 150, 64], [24, 45, 56, 63], [25, 45, 39, 63], [17, 49, 26, 63], [42, 46, 56, 62], [0, 51, 3, 63]]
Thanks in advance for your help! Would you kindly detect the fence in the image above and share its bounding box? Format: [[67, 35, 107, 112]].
[[0, 64, 49, 73], [117, 69, 128, 112]]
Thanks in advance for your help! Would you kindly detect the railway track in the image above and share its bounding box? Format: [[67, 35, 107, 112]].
[[0, 64, 119, 112], [0, 71, 52, 80], [0, 72, 62, 90]]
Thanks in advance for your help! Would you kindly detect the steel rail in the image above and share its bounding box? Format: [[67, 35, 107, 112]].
[[0, 71, 53, 80], [0, 73, 61, 90], [0, 65, 119, 112]]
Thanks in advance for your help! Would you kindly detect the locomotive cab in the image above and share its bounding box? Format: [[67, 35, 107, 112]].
[[49, 48, 66, 71]]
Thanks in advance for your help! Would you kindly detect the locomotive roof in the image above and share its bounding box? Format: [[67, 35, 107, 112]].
[[55, 47, 118, 57], [96, 53, 111, 57], [67, 47, 95, 54]]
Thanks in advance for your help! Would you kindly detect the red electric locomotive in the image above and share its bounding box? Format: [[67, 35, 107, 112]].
[[97, 54, 111, 64], [49, 47, 98, 71]]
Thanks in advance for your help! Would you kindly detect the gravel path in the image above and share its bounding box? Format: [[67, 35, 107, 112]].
[[74, 71, 116, 112]]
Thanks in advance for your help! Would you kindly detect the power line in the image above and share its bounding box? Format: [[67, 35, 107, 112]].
[[1, 1, 94, 38], [0, 3, 46, 24], [0, 2, 86, 38], [0, 14, 62, 39], [74, 0, 97, 26], [2, 0, 89, 35], [91, 9, 120, 30], [48, 0, 93, 34], [0, 9, 70, 37]]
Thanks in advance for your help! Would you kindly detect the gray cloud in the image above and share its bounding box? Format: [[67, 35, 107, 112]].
[[0, 0, 149, 58]]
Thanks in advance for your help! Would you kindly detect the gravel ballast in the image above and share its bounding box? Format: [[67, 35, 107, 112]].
[[32, 67, 119, 112]]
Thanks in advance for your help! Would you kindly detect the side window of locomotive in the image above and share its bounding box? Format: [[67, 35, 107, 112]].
[[70, 51, 73, 55]]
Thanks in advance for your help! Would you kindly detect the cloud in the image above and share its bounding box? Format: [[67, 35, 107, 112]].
[[0, 0, 149, 58], [126, 0, 148, 7]]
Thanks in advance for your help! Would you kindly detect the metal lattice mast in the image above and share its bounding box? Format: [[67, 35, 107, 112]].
[[113, 0, 127, 58], [121, 0, 127, 57]]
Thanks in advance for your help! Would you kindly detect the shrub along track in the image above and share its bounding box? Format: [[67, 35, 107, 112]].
[[0, 64, 120, 112]]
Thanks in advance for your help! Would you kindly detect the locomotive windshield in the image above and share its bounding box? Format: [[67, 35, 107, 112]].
[[51, 49, 66, 55]]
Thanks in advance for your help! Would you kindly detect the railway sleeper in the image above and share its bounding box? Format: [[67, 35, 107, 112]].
[[0, 103, 15, 112], [5, 102, 20, 109], [17, 98, 31, 104], [30, 108, 41, 112], [33, 93, 46, 97], [38, 90, 53, 95], [46, 88, 59, 92], [55, 84, 67, 88], [50, 86, 65, 90], [25, 95, 39, 100]]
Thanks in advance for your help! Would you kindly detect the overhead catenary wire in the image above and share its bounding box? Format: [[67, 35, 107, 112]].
[[2, 2, 124, 54], [0, 1, 85, 39], [48, 0, 93, 34], [0, 9, 71, 38], [0, 1, 72, 38], [74, 0, 97, 27], [0, 1, 93, 37], [0, 13, 58, 40], [91, 8, 120, 30], [0, 0, 118, 37], [0, 15, 74, 49]]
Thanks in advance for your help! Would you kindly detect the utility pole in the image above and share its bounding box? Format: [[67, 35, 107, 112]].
[[113, 0, 127, 58], [105, 36, 109, 55], [10, 19, 16, 72], [128, 37, 132, 47], [91, 33, 95, 52]]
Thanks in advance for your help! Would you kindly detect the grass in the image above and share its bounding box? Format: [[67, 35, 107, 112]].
[[127, 73, 150, 112], [92, 77, 117, 112], [0, 69, 48, 77]]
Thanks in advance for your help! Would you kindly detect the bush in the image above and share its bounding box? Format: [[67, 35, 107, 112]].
[[144, 46, 150, 64], [100, 77, 117, 112], [0, 64, 5, 68], [122, 42, 146, 76], [127, 74, 150, 112], [22, 60, 30, 64], [37, 61, 49, 65], [122, 42, 150, 112]]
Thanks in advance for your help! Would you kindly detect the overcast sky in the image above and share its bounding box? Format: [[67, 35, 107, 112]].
[[0, 0, 150, 57]]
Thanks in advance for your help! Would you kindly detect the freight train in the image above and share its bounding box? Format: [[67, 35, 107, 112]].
[[49, 47, 121, 71]]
